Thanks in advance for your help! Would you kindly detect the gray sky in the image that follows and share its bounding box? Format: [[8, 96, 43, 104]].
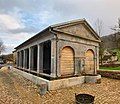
[[0, 0, 120, 54]]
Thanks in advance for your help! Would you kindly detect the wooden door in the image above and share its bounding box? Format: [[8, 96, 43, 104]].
[[85, 50, 94, 74], [60, 47, 74, 76]]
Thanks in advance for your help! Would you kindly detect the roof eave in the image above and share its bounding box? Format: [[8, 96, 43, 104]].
[[14, 27, 50, 50]]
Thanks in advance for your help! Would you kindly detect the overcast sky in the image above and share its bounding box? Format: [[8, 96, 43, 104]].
[[0, 0, 120, 54]]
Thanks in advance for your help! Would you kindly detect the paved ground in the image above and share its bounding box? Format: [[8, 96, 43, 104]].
[[0, 67, 120, 104]]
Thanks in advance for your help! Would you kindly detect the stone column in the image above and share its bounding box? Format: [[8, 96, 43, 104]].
[[16, 52, 19, 67], [26, 48, 29, 69], [29, 47, 31, 71], [74, 57, 79, 75], [20, 51, 22, 68], [50, 39, 57, 78], [94, 46, 98, 75], [19, 51, 21, 68], [25, 50, 27, 69], [31, 47, 34, 71], [56, 40, 61, 77], [23, 50, 26, 69], [25, 49, 28, 69], [18, 51, 20, 68], [39, 43, 43, 73], [96, 46, 99, 74], [21, 51, 23, 68], [37, 44, 40, 73], [19, 51, 22, 68]]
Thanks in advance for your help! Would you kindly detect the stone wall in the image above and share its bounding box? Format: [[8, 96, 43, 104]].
[[97, 70, 120, 79], [56, 33, 99, 76], [13, 67, 101, 91]]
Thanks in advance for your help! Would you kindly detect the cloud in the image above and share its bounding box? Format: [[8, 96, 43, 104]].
[[9, 27, 38, 34], [3, 43, 16, 54], [1, 32, 34, 42], [1, 32, 35, 54], [38, 11, 54, 24], [0, 0, 120, 54], [49, 0, 120, 35], [0, 14, 24, 30], [3, 7, 52, 34]]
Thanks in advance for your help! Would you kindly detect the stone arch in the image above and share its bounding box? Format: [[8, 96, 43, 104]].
[[60, 46, 75, 76], [85, 49, 95, 74]]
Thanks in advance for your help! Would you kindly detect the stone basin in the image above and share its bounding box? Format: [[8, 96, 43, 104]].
[[75, 93, 95, 104]]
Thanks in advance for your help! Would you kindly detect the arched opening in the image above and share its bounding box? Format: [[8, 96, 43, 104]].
[[60, 46, 75, 76], [85, 49, 95, 74]]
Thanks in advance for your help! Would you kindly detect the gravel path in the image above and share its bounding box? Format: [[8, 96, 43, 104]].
[[0, 67, 120, 104]]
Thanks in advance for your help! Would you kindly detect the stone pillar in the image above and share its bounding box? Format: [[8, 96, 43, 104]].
[[74, 57, 80, 75], [29, 47, 31, 71], [21, 51, 23, 68], [23, 50, 26, 69], [56, 40, 61, 77], [19, 51, 21, 68], [25, 49, 28, 69], [94, 46, 98, 75], [18, 52, 20, 67], [18, 51, 20, 68], [31, 47, 34, 71], [25, 50, 27, 69], [26, 49, 29, 69], [50, 39, 57, 78], [19, 51, 22, 68], [39, 43, 43, 73], [37, 44, 40, 73], [96, 46, 99, 74], [16, 52, 19, 67], [20, 51, 22, 68]]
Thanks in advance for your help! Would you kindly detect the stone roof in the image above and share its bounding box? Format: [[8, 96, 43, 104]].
[[15, 18, 101, 50]]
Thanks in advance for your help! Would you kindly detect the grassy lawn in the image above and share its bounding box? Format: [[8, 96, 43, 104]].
[[100, 66, 120, 70]]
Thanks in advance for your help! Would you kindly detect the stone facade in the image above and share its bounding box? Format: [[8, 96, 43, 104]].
[[14, 19, 101, 80]]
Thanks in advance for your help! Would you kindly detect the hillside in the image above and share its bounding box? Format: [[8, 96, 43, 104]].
[[101, 32, 120, 49], [101, 32, 120, 62]]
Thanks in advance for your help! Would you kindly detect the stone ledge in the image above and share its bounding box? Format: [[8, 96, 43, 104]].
[[13, 68, 101, 91], [48, 76, 85, 90], [13, 68, 49, 85]]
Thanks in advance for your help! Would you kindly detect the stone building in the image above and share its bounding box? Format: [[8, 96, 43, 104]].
[[14, 19, 101, 90]]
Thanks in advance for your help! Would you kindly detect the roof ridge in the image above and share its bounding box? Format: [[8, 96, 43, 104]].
[[50, 18, 86, 28]]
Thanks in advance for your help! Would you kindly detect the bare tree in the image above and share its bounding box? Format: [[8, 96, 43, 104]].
[[95, 18, 104, 65], [111, 18, 120, 33], [111, 18, 120, 48], [0, 39, 5, 55], [95, 18, 104, 36]]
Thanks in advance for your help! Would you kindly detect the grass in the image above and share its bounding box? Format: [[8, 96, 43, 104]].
[[100, 66, 120, 70]]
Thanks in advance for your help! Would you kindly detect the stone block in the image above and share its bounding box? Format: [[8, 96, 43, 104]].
[[85, 75, 101, 83]]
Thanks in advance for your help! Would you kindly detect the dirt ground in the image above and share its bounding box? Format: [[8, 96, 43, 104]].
[[0, 67, 120, 104]]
